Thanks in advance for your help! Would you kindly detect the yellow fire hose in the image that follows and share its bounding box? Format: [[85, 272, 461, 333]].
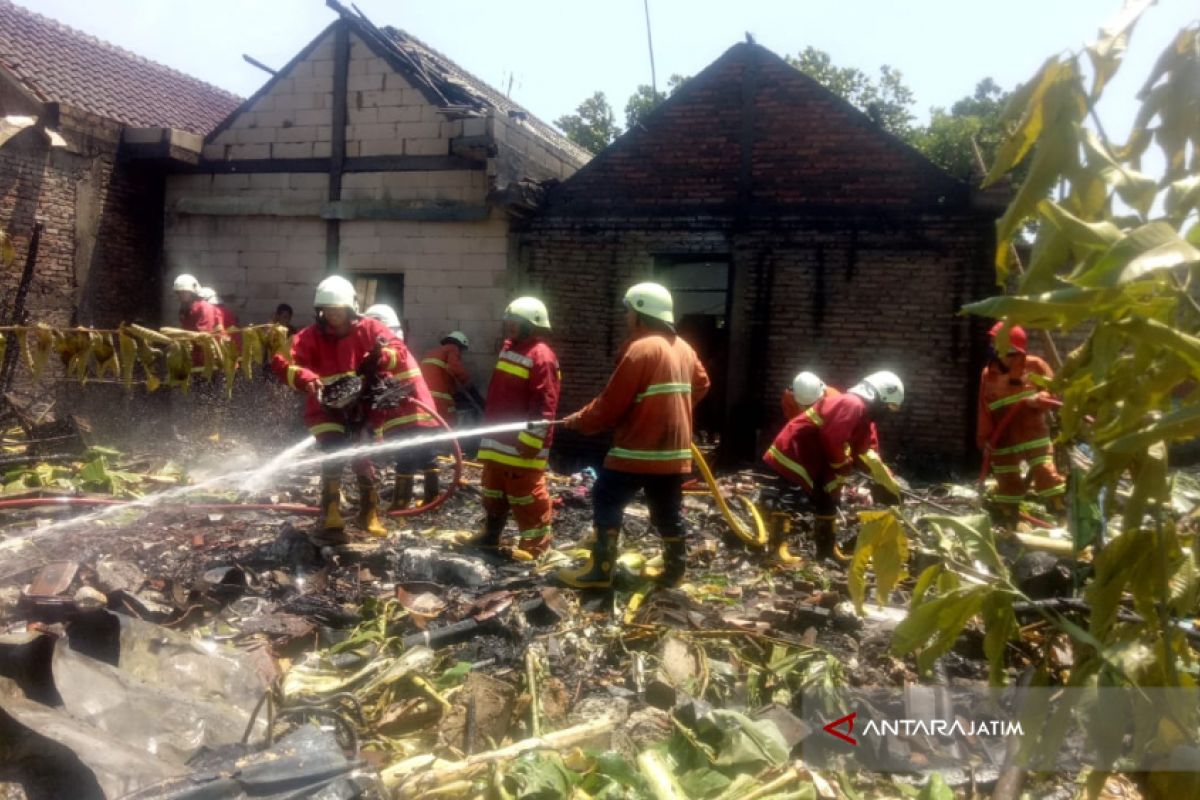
[[689, 443, 769, 549]]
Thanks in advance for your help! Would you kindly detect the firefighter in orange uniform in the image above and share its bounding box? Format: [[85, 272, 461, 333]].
[[763, 372, 904, 561], [977, 321, 1064, 525], [557, 282, 710, 589], [421, 331, 477, 425], [270, 277, 434, 542], [470, 298, 561, 558]]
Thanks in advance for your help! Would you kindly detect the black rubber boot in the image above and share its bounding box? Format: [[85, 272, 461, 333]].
[[813, 515, 837, 562], [422, 469, 440, 506], [465, 515, 506, 548], [556, 527, 619, 589], [658, 535, 687, 587], [389, 474, 414, 511]]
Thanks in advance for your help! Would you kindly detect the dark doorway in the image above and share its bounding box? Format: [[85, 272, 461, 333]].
[[654, 258, 730, 439], [352, 273, 405, 326]]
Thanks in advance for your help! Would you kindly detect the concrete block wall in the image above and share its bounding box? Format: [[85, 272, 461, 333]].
[[339, 212, 509, 379], [345, 36, 461, 159], [204, 30, 336, 162]]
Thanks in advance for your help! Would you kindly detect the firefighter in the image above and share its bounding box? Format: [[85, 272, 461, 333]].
[[361, 303, 442, 511], [557, 282, 710, 589], [174, 274, 221, 333], [421, 331, 479, 425], [469, 297, 561, 558], [781, 371, 828, 420], [763, 371, 904, 562], [978, 321, 1064, 525], [270, 277, 433, 541]]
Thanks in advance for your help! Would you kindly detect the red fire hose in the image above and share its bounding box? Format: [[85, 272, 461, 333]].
[[0, 398, 464, 519]]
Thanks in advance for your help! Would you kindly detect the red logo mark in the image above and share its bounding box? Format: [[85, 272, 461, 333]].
[[823, 712, 858, 745]]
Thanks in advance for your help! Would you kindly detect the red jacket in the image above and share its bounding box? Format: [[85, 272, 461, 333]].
[[421, 343, 472, 416], [977, 354, 1054, 452], [478, 336, 560, 470], [179, 299, 222, 333], [764, 391, 877, 494], [781, 384, 842, 420], [271, 317, 433, 427], [571, 331, 710, 475]]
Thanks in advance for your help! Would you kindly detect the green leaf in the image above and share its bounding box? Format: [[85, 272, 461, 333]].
[[848, 509, 909, 613], [506, 752, 578, 800], [1085, 0, 1154, 98], [982, 592, 1018, 686], [892, 585, 990, 675], [922, 513, 1009, 579], [1082, 129, 1158, 218], [963, 286, 1104, 329], [984, 57, 1071, 186], [916, 772, 955, 800], [1165, 175, 1200, 224], [1070, 222, 1200, 288], [1104, 403, 1200, 455], [910, 564, 945, 610], [1037, 199, 1123, 250], [1116, 317, 1200, 376]]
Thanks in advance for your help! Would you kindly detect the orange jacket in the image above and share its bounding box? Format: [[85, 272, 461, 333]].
[[478, 336, 561, 470], [421, 343, 472, 415], [572, 330, 710, 475], [977, 354, 1054, 452]]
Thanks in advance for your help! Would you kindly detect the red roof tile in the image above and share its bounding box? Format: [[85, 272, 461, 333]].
[[0, 1, 241, 134]]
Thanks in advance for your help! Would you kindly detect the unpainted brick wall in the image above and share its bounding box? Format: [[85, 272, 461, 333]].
[[518, 42, 996, 473], [0, 107, 163, 332]]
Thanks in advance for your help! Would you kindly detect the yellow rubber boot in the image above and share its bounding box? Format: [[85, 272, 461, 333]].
[[769, 511, 802, 565], [356, 476, 388, 537], [389, 474, 415, 512], [319, 477, 346, 538]]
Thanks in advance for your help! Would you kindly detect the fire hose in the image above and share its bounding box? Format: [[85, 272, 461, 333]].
[[0, 398, 463, 520], [687, 443, 771, 550]]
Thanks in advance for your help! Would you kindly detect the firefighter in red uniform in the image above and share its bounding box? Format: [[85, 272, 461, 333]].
[[781, 371, 830, 420], [421, 331, 478, 425], [763, 371, 904, 561], [361, 303, 441, 511], [978, 321, 1064, 525], [469, 297, 561, 558], [270, 277, 435, 541], [557, 282, 710, 589]]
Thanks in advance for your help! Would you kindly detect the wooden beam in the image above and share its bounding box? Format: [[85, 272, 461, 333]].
[[173, 196, 489, 222], [326, 21, 350, 273], [182, 155, 486, 175]]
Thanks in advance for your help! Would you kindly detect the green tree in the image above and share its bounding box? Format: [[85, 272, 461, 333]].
[[787, 46, 917, 139], [624, 74, 692, 130], [554, 91, 621, 155], [913, 78, 1015, 180]]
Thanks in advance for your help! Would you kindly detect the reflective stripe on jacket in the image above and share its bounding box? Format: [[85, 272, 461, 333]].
[[478, 336, 561, 470], [572, 331, 710, 475]]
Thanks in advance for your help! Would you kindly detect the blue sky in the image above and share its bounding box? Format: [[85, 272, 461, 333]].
[[20, 0, 1198, 139]]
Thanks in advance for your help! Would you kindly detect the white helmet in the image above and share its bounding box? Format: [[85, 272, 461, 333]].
[[198, 286, 219, 303], [791, 371, 826, 406], [624, 282, 674, 324], [314, 275, 358, 311], [363, 303, 402, 336], [850, 371, 905, 408], [505, 296, 551, 330], [173, 273, 201, 294], [444, 330, 470, 349]]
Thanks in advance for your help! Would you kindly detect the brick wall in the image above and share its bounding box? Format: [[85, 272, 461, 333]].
[[518, 42, 995, 474], [0, 106, 163, 332]]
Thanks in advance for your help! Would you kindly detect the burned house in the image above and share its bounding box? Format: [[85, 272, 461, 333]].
[[0, 0, 238, 331], [517, 42, 996, 469], [162, 5, 589, 378]]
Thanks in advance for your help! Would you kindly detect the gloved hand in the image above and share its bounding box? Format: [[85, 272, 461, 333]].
[[860, 450, 902, 500], [306, 379, 321, 397], [525, 419, 551, 438], [358, 337, 386, 376]]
